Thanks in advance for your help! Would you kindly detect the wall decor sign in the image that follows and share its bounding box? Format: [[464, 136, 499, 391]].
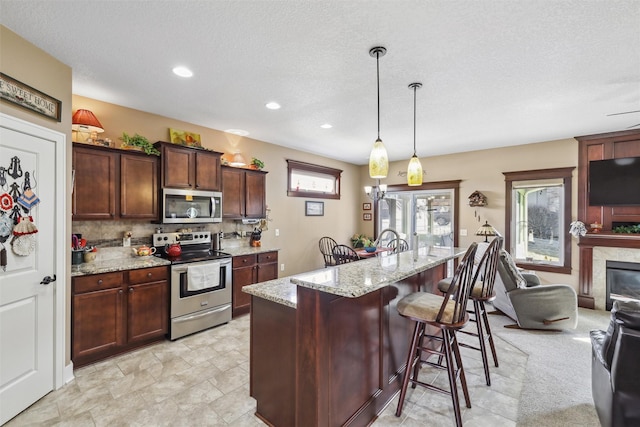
[[363, 213, 372, 221], [362, 202, 372, 210], [305, 201, 324, 216], [0, 73, 62, 122]]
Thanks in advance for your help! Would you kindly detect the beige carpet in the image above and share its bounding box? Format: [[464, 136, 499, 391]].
[[490, 306, 611, 426]]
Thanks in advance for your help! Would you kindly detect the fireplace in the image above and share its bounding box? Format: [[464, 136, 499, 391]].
[[606, 260, 640, 310]]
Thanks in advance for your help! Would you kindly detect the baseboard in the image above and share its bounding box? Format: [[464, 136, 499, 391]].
[[63, 362, 75, 385]]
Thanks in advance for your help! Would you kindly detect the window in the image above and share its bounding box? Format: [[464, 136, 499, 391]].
[[287, 160, 342, 200], [504, 167, 574, 274]]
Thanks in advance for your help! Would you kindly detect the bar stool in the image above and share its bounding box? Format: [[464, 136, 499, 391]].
[[437, 237, 502, 386], [395, 243, 478, 427]]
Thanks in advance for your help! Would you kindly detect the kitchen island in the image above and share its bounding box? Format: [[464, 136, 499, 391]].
[[243, 246, 465, 427]]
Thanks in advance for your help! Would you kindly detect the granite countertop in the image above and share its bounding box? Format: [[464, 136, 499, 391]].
[[71, 245, 279, 277], [243, 246, 466, 308], [222, 246, 280, 257], [71, 248, 170, 277]]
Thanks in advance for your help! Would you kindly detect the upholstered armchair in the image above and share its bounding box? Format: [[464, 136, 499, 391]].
[[590, 300, 640, 427], [492, 250, 578, 330]]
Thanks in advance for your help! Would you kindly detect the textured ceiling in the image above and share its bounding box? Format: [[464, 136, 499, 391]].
[[1, 0, 639, 164]]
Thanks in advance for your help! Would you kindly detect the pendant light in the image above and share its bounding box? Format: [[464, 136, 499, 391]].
[[407, 82, 423, 186], [368, 46, 389, 179]]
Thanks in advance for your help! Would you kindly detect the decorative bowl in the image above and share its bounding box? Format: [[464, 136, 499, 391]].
[[365, 246, 377, 253]]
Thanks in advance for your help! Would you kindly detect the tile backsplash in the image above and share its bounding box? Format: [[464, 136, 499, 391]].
[[72, 220, 257, 248]]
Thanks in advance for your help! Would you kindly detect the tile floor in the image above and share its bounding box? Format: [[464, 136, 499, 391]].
[[6, 314, 527, 426]]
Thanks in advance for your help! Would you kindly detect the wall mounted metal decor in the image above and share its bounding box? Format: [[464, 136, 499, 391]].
[[0, 73, 62, 122]]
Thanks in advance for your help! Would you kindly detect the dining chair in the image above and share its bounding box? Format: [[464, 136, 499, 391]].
[[332, 244, 360, 265], [437, 237, 503, 386], [319, 236, 337, 267], [387, 238, 409, 253], [395, 243, 478, 427]]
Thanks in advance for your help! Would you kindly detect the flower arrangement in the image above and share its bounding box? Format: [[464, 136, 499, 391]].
[[351, 233, 374, 248]]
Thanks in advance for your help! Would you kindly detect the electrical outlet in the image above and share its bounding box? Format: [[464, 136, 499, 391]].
[[280, 263, 285, 272], [275, 229, 280, 237], [460, 229, 467, 236], [122, 237, 131, 247]]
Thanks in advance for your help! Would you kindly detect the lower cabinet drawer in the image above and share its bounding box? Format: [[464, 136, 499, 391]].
[[73, 272, 123, 294], [233, 254, 257, 268], [128, 266, 168, 285]]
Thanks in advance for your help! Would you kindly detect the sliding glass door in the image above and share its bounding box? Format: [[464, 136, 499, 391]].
[[377, 188, 455, 250]]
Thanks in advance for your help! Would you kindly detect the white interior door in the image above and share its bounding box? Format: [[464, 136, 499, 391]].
[[0, 116, 57, 424]]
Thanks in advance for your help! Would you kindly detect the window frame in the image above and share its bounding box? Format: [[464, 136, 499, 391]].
[[286, 159, 342, 200], [503, 167, 574, 274]]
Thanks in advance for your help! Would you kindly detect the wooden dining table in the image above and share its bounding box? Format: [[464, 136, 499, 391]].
[[354, 246, 393, 258]]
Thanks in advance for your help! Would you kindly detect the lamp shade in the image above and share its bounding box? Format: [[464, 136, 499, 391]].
[[407, 155, 423, 186], [475, 220, 497, 243], [369, 138, 389, 179], [229, 152, 247, 167], [71, 109, 104, 133]]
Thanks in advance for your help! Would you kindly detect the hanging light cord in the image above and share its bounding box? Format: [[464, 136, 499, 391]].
[[376, 51, 381, 140], [413, 84, 417, 156]]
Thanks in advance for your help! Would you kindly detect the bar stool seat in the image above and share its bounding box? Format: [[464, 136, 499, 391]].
[[395, 243, 478, 427]]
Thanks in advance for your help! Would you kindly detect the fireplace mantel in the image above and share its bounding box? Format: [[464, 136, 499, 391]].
[[578, 233, 640, 308], [579, 233, 640, 249]]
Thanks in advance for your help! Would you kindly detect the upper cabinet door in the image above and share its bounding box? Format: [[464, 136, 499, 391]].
[[73, 146, 117, 220], [161, 144, 194, 189], [245, 170, 266, 218], [195, 151, 221, 191], [222, 167, 245, 218], [120, 154, 158, 219]]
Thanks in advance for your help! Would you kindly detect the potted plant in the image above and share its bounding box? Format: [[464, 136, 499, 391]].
[[351, 233, 373, 248], [250, 157, 265, 170], [119, 132, 160, 156]]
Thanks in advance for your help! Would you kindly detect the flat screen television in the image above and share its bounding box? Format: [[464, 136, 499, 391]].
[[589, 156, 640, 206]]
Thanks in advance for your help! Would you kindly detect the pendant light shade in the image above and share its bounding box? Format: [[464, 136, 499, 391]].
[[407, 82, 423, 186], [368, 46, 389, 179]]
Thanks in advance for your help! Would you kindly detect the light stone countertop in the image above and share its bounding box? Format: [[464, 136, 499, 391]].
[[71, 247, 170, 277], [71, 245, 279, 277], [221, 246, 280, 257], [243, 246, 466, 308]]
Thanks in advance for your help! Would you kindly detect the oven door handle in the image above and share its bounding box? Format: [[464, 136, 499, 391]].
[[172, 260, 230, 275], [173, 304, 231, 323]]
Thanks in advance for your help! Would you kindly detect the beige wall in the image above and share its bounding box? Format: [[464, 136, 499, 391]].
[[1, 25, 73, 362], [359, 138, 580, 289], [72, 95, 362, 275]]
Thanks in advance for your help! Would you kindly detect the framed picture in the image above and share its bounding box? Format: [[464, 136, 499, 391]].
[[169, 128, 202, 147], [363, 213, 372, 221], [305, 201, 324, 216], [363, 202, 372, 210], [0, 73, 62, 122]]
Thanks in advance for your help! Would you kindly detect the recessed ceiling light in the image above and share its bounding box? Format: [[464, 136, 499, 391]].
[[224, 129, 250, 136], [320, 123, 333, 129], [172, 66, 193, 78], [265, 102, 281, 110]]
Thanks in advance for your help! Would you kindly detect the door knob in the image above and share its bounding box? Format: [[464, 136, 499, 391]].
[[40, 274, 57, 285]]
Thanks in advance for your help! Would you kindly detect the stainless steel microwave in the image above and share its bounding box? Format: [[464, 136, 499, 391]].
[[162, 188, 222, 224]]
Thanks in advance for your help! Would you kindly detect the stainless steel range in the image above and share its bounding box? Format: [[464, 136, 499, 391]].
[[153, 231, 232, 340]]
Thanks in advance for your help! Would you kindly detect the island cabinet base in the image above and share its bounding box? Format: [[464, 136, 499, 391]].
[[250, 265, 446, 427]]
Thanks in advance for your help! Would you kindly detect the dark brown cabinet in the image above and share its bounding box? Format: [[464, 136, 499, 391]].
[[222, 166, 267, 219], [232, 251, 278, 317], [72, 144, 158, 220], [72, 266, 168, 367], [156, 142, 222, 191]]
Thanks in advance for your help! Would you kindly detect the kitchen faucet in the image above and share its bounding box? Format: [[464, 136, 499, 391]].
[[374, 228, 400, 252]]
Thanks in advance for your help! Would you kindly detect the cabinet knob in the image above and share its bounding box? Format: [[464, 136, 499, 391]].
[[147, 272, 152, 278], [97, 279, 103, 285], [243, 259, 247, 263], [129, 287, 133, 293], [118, 289, 123, 294]]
